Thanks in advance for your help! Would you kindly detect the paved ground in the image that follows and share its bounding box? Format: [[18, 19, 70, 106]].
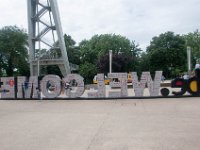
[[0, 98, 200, 150]]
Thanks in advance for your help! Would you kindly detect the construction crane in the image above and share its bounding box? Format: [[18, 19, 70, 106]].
[[27, 0, 76, 76]]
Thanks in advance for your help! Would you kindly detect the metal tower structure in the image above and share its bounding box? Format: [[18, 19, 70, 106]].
[[27, 0, 71, 76]]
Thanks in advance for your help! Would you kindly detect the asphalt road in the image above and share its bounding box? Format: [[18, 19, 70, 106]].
[[0, 98, 200, 150]]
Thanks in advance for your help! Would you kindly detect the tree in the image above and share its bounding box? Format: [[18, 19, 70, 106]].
[[79, 62, 97, 84], [64, 34, 81, 65], [184, 30, 200, 64], [137, 52, 150, 74], [80, 34, 140, 64], [97, 53, 135, 73], [147, 31, 186, 78], [79, 34, 141, 82], [0, 26, 29, 76]]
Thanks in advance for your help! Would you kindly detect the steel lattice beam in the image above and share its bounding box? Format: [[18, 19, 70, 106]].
[[27, 0, 71, 76]]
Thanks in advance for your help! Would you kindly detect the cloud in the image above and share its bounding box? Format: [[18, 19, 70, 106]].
[[0, 0, 27, 28], [0, 0, 200, 50]]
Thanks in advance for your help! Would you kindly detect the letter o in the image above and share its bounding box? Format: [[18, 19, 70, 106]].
[[62, 74, 84, 98], [41, 75, 61, 98]]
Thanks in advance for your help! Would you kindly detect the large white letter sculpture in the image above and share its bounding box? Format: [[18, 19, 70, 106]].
[[63, 74, 85, 98], [17, 76, 26, 98], [88, 74, 106, 98], [108, 73, 128, 97], [131, 71, 162, 96], [17, 76, 38, 98], [41, 75, 61, 98], [1, 77, 15, 99]]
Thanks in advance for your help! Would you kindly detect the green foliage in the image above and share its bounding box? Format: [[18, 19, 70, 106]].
[[64, 34, 81, 65], [146, 31, 187, 78], [79, 34, 141, 81], [80, 34, 140, 64], [46, 65, 63, 77], [137, 52, 150, 74], [0, 26, 29, 76], [184, 30, 200, 64], [2, 24, 197, 82], [97, 53, 135, 73], [79, 62, 97, 84]]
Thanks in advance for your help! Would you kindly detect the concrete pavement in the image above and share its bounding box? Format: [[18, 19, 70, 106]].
[[0, 98, 200, 150]]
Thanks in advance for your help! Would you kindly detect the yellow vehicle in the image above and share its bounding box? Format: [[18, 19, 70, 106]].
[[127, 73, 132, 83], [93, 75, 110, 85], [93, 73, 132, 84]]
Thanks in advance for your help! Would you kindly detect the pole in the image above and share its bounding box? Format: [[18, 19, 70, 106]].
[[187, 46, 191, 76], [36, 2, 40, 76], [109, 50, 112, 73]]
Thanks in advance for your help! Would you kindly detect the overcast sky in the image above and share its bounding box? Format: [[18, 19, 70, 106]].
[[0, 0, 200, 50]]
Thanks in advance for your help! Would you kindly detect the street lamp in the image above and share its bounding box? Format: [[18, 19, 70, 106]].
[[109, 50, 112, 73], [187, 46, 191, 76]]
